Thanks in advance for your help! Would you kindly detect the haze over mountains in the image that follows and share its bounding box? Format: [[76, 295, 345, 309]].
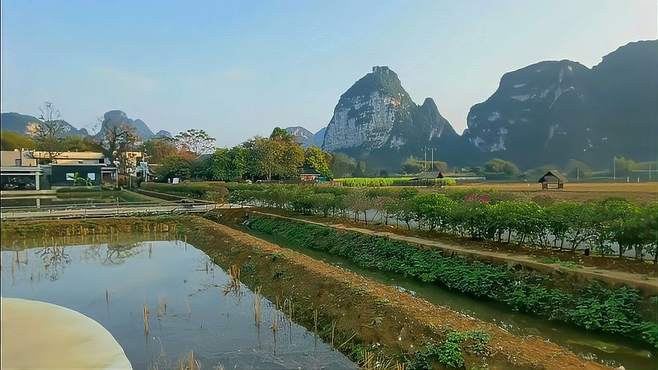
[[1, 110, 170, 142], [2, 39, 656, 170], [287, 39, 657, 170], [1, 112, 90, 137], [462, 40, 658, 168]]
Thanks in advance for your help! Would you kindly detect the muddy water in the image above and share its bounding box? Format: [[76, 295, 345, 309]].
[[247, 229, 656, 370], [0, 238, 355, 370]]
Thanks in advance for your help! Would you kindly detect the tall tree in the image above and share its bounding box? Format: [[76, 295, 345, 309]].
[[249, 137, 280, 181], [26, 102, 67, 162], [100, 123, 138, 172], [174, 129, 215, 157], [211, 146, 247, 181], [245, 136, 304, 181], [142, 137, 177, 163], [270, 127, 294, 142], [304, 146, 332, 177]]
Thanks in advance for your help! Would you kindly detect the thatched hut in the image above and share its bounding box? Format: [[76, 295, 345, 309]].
[[538, 170, 566, 190]]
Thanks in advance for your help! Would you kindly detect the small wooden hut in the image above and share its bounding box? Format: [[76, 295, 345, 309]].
[[299, 167, 321, 183], [538, 170, 566, 190]]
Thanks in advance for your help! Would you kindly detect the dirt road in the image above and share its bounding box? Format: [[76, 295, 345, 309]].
[[252, 211, 658, 296]]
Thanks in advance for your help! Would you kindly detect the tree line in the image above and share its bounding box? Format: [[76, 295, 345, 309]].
[[227, 185, 658, 262], [155, 127, 344, 182]]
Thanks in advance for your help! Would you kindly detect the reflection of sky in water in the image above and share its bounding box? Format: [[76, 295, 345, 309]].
[[1, 241, 355, 370]]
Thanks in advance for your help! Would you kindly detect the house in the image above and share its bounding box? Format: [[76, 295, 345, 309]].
[[300, 167, 322, 183], [1, 150, 118, 189], [122, 151, 145, 169], [0, 149, 42, 190], [31, 151, 117, 187], [538, 170, 566, 190]]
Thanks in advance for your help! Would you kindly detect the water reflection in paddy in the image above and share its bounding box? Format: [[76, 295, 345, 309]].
[[1, 238, 356, 370]]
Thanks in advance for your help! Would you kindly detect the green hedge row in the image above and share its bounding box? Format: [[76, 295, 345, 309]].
[[336, 177, 456, 187], [247, 216, 658, 349]]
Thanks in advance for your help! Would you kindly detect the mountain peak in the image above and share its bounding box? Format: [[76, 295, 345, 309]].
[[322, 66, 463, 168], [285, 126, 325, 147], [96, 110, 156, 141]]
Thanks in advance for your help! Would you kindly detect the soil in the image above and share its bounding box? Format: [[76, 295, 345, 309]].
[[1, 216, 610, 370], [447, 182, 658, 204], [244, 208, 658, 297], [180, 216, 610, 370]]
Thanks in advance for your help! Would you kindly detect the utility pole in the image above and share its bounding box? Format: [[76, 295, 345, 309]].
[[577, 167, 580, 181], [423, 147, 427, 172], [431, 148, 435, 171], [613, 156, 616, 181]]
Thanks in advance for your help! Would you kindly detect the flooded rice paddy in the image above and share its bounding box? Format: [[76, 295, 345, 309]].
[[1, 236, 355, 369]]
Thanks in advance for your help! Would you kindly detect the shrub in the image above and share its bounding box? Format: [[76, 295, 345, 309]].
[[247, 216, 658, 348]]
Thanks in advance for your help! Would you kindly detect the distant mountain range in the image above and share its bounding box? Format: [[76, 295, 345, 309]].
[[0, 112, 89, 137], [284, 126, 325, 147], [462, 39, 658, 168], [95, 110, 170, 141], [0, 110, 170, 142], [3, 39, 655, 170], [284, 39, 657, 170]]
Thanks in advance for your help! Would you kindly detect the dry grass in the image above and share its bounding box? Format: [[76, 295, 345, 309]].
[[361, 350, 396, 370], [223, 264, 241, 295], [450, 182, 657, 203], [177, 351, 200, 370], [452, 182, 658, 193]]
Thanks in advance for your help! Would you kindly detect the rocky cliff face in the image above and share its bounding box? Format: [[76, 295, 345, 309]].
[[588, 40, 658, 164], [321, 66, 465, 168], [463, 40, 658, 167], [323, 66, 415, 152]]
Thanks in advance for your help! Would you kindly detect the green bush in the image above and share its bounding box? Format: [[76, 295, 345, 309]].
[[336, 177, 456, 187], [247, 216, 658, 348]]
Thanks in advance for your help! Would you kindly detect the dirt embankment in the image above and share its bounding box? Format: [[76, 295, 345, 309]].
[[1, 216, 609, 370], [180, 216, 609, 370], [230, 208, 658, 296], [235, 207, 657, 277]]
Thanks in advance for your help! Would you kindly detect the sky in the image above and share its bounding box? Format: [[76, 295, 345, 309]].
[[1, 0, 656, 147]]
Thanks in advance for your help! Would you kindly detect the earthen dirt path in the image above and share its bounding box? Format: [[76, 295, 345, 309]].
[[252, 211, 658, 296]]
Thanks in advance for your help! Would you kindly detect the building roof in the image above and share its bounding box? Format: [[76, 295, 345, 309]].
[[300, 167, 321, 175], [31, 151, 105, 160], [538, 170, 567, 183]]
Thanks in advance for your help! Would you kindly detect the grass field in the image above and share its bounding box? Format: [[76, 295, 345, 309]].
[[449, 182, 658, 203]]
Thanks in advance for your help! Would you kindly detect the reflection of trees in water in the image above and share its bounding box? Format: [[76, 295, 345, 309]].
[[38, 247, 72, 281], [81, 243, 142, 265]]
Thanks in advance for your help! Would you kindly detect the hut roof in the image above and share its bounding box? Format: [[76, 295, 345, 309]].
[[300, 167, 321, 176], [538, 170, 567, 183]]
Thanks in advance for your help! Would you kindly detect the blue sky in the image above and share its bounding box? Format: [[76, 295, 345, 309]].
[[1, 0, 656, 146]]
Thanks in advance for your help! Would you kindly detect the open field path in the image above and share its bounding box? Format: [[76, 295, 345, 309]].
[[251, 211, 658, 296]]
